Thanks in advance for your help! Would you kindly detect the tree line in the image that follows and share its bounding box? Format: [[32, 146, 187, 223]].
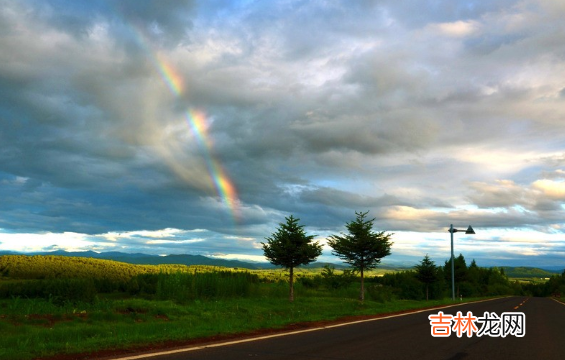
[[261, 211, 564, 302], [2, 211, 562, 305], [376, 254, 523, 301]]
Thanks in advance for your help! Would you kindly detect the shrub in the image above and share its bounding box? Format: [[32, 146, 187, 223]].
[[0, 278, 96, 304], [298, 275, 322, 289], [127, 273, 160, 295], [321, 265, 357, 289], [155, 271, 259, 302], [366, 285, 396, 303]]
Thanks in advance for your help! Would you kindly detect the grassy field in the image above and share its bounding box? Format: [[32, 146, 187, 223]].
[[0, 255, 496, 359], [0, 290, 491, 360]]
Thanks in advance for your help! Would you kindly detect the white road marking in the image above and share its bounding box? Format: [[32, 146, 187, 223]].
[[551, 298, 565, 306]]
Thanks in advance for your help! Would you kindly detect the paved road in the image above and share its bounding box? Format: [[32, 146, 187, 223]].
[[115, 296, 565, 360]]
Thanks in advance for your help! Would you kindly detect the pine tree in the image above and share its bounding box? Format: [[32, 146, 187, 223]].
[[328, 211, 393, 301], [444, 254, 468, 298], [262, 215, 322, 301], [414, 254, 437, 300]]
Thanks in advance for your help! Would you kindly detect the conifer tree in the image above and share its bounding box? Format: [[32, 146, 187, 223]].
[[328, 211, 393, 301], [414, 254, 438, 300], [262, 215, 322, 302]]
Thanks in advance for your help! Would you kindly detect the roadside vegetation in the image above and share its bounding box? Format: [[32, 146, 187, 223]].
[[1, 252, 561, 360]]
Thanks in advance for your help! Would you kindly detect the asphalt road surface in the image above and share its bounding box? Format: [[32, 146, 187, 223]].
[[114, 296, 565, 360]]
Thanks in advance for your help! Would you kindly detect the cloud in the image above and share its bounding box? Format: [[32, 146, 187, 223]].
[[532, 179, 565, 200], [427, 20, 481, 38], [1, 0, 565, 267], [468, 177, 565, 215], [468, 180, 530, 209]]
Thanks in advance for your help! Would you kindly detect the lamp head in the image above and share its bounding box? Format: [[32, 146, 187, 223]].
[[465, 225, 475, 234]]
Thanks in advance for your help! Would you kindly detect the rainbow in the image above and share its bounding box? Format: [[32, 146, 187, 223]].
[[186, 109, 240, 220], [127, 24, 240, 223], [154, 52, 184, 96]]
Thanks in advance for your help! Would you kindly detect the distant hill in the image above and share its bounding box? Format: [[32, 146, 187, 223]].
[[1, 251, 559, 275], [534, 265, 565, 273], [45, 251, 270, 269], [0, 251, 399, 271], [0, 250, 266, 269], [0, 250, 371, 270], [501, 266, 561, 278]]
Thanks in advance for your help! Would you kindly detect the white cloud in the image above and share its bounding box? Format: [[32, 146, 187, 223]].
[[532, 179, 565, 200], [0, 231, 102, 253], [427, 20, 481, 37]]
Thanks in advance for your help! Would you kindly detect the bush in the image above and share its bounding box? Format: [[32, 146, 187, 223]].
[[366, 285, 396, 303], [298, 275, 322, 289], [376, 271, 425, 300], [486, 284, 513, 296], [127, 273, 160, 295], [458, 281, 479, 297], [321, 265, 357, 289], [0, 278, 97, 304], [155, 271, 259, 302]]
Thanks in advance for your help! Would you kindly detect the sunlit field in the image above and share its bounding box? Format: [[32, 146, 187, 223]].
[[0, 255, 561, 360]]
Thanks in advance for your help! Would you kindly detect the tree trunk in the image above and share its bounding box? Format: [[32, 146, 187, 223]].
[[426, 285, 429, 301], [289, 266, 294, 302], [360, 267, 365, 301]]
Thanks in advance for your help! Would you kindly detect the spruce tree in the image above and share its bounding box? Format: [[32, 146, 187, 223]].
[[328, 211, 393, 301], [414, 254, 438, 300], [262, 215, 322, 301]]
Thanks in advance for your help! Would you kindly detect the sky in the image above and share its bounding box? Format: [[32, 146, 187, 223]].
[[1, 0, 565, 268]]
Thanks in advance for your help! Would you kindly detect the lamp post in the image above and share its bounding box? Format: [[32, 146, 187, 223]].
[[449, 224, 475, 301]]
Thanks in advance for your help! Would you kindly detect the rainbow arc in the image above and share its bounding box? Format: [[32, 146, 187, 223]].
[[128, 25, 240, 223]]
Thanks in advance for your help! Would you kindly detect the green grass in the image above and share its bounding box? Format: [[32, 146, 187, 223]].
[[0, 292, 492, 360], [0, 256, 507, 359]]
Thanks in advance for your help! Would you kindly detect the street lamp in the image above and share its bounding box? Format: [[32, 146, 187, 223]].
[[448, 224, 475, 301]]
